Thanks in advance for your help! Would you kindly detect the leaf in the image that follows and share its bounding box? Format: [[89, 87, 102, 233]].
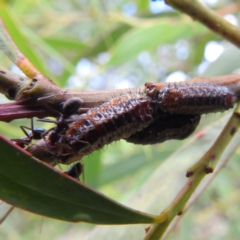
[[0, 5, 49, 76], [83, 24, 132, 58], [84, 150, 102, 188], [0, 135, 157, 224], [58, 24, 132, 86], [96, 148, 172, 186], [43, 37, 87, 51], [188, 33, 215, 67], [107, 20, 206, 66], [20, 27, 77, 86]]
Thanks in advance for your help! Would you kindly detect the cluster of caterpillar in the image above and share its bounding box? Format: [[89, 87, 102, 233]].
[[15, 82, 238, 165]]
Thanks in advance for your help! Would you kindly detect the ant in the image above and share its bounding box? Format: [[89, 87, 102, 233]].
[[38, 97, 83, 156], [11, 114, 84, 179], [64, 162, 83, 180], [11, 118, 46, 148]]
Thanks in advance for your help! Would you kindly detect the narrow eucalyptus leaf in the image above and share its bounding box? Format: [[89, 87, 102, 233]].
[[0, 135, 156, 224]]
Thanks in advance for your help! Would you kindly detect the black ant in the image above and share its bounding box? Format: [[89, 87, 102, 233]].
[[38, 97, 83, 155], [61, 97, 83, 116], [64, 162, 83, 180], [11, 118, 46, 148], [11, 115, 84, 179]]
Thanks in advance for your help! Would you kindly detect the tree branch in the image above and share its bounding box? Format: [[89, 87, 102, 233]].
[[165, 0, 240, 47]]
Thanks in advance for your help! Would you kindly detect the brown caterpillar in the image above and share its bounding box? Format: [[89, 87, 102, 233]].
[[27, 93, 159, 164], [145, 82, 238, 115], [125, 114, 200, 145], [61, 94, 158, 163]]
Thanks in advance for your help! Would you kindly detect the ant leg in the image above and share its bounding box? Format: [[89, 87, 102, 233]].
[[37, 119, 58, 124], [37, 98, 63, 116], [40, 127, 54, 140], [58, 134, 95, 156], [37, 118, 74, 125], [20, 118, 46, 140], [11, 118, 44, 148], [17, 118, 36, 139], [81, 159, 85, 182], [20, 126, 31, 138]]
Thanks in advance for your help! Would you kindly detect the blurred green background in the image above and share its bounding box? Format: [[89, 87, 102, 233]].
[[1, 0, 240, 239]]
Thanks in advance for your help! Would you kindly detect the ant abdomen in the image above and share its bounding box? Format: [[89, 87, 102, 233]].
[[61, 97, 82, 116], [65, 162, 83, 179]]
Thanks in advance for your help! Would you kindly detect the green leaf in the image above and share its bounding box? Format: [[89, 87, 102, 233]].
[[188, 33, 215, 67], [84, 150, 102, 188], [20, 27, 77, 86], [107, 20, 206, 66], [97, 149, 171, 186], [0, 6, 49, 76], [0, 135, 157, 224], [83, 24, 132, 58], [43, 37, 87, 51]]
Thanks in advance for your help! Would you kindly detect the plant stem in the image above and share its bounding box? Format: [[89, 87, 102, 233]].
[[163, 131, 240, 239], [144, 103, 240, 240], [165, 0, 240, 47], [0, 19, 42, 78]]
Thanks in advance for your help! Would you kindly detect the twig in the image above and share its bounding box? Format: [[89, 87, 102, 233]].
[[0, 66, 32, 100], [165, 0, 240, 48], [144, 102, 240, 240], [0, 19, 41, 78], [163, 124, 240, 239]]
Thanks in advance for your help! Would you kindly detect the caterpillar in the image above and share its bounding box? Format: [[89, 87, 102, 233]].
[[125, 114, 200, 145], [145, 82, 238, 115], [60, 93, 158, 164], [27, 93, 158, 164]]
